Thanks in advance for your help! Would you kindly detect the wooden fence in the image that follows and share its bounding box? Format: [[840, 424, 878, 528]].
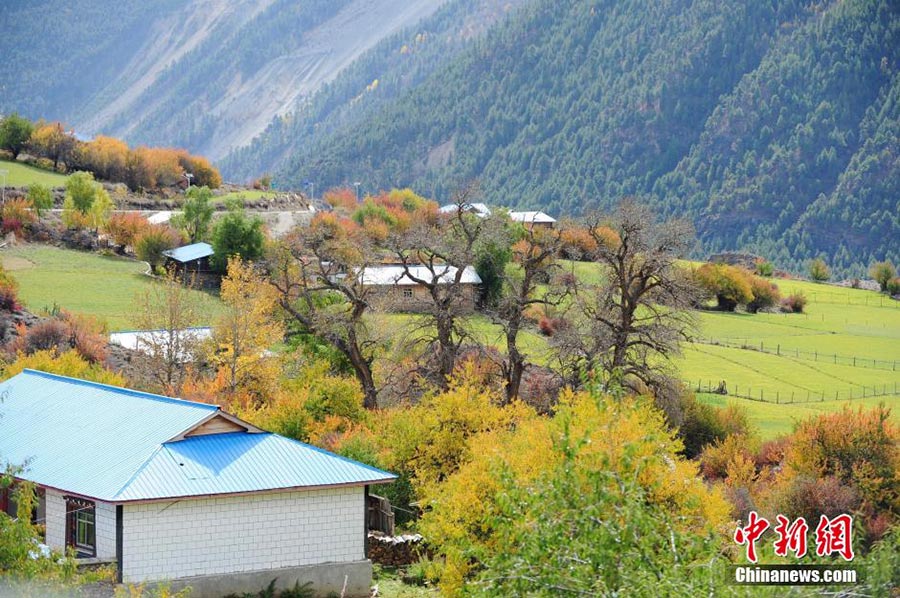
[[694, 379, 899, 404], [694, 338, 899, 371]]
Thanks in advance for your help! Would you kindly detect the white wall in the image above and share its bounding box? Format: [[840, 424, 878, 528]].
[[44, 489, 66, 551], [121, 486, 364, 583], [43, 488, 116, 559]]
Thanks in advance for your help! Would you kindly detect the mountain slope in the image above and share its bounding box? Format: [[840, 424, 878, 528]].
[[269, 0, 898, 274], [220, 0, 530, 181], [0, 0, 451, 160]]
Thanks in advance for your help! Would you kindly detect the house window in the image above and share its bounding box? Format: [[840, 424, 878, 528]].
[[402, 288, 413, 299], [65, 497, 96, 557]]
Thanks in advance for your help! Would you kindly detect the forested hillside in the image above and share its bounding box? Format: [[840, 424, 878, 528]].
[[266, 0, 899, 275]]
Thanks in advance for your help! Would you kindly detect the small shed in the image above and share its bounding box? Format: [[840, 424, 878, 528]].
[[162, 242, 214, 274], [0, 370, 395, 597]]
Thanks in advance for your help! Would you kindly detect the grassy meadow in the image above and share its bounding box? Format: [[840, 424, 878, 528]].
[[0, 245, 222, 330], [0, 159, 69, 187], [683, 278, 900, 438]]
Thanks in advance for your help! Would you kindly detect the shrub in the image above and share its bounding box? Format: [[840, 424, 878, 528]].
[[0, 198, 35, 237], [699, 433, 758, 480], [773, 475, 861, 526], [558, 225, 599, 260], [783, 405, 899, 516], [869, 261, 896, 292], [679, 393, 751, 459], [0, 264, 20, 312], [23, 319, 70, 354], [746, 276, 781, 313], [808, 257, 830, 282], [106, 212, 150, 248], [755, 260, 774, 277], [780, 292, 807, 313], [887, 277, 900, 296], [26, 183, 54, 217], [135, 225, 182, 268], [694, 262, 753, 311]]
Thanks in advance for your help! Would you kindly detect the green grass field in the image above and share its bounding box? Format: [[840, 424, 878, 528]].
[[0, 159, 69, 187], [1, 245, 222, 330], [214, 189, 279, 203], [681, 278, 900, 438]]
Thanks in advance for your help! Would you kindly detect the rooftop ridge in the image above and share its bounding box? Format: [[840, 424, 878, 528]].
[[18, 369, 219, 412]]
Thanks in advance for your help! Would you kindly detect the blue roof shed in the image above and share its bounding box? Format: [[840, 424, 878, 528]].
[[162, 242, 214, 264]]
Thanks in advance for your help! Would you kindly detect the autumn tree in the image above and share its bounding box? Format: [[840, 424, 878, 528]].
[[134, 225, 182, 269], [210, 198, 266, 271], [28, 122, 75, 170], [551, 200, 698, 406], [870, 261, 896, 292], [75, 135, 129, 182], [133, 268, 206, 392], [809, 257, 831, 282], [387, 184, 498, 388], [61, 171, 111, 230], [209, 256, 284, 406], [25, 183, 53, 217], [694, 262, 754, 311], [172, 185, 214, 242], [493, 222, 565, 402], [269, 214, 382, 409], [177, 152, 222, 189], [0, 113, 33, 159], [746, 276, 781, 313], [106, 212, 150, 249]]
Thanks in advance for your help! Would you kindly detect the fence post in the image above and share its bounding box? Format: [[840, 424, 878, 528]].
[[777, 344, 781, 356]]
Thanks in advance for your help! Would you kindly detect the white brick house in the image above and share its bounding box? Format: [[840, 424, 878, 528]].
[[0, 370, 395, 597]]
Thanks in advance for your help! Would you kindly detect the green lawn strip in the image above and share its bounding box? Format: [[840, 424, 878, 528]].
[[1, 244, 222, 330], [695, 392, 898, 440], [0, 159, 69, 187], [677, 343, 900, 400], [213, 189, 279, 203]]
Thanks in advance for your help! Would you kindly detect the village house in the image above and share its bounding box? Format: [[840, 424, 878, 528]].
[[162, 242, 215, 274], [508, 210, 556, 229], [0, 370, 395, 597], [437, 202, 492, 218], [109, 327, 212, 362], [359, 264, 482, 312]]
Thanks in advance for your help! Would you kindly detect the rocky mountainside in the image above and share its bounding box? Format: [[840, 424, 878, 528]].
[[1, 0, 451, 160]]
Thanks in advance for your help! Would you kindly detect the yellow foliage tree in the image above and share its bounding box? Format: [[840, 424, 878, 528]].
[[208, 256, 284, 407], [2, 349, 126, 386], [418, 388, 731, 593]]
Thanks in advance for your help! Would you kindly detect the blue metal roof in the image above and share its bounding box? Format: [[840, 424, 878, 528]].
[[162, 242, 214, 263], [0, 370, 395, 502]]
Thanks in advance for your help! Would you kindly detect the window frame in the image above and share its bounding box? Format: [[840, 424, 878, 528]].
[[65, 496, 96, 558]]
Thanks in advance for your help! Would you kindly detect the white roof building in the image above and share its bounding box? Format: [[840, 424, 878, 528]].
[[358, 264, 482, 286], [508, 210, 556, 225], [438, 202, 492, 218]]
